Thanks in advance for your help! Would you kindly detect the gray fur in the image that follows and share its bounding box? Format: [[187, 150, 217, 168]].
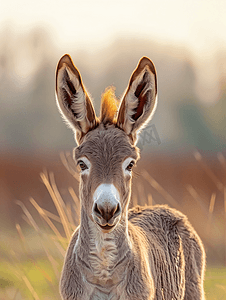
[[56, 55, 206, 300]]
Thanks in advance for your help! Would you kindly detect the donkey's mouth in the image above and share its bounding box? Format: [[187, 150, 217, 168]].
[[98, 224, 116, 230]]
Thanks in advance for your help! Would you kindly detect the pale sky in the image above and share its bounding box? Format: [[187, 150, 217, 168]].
[[1, 0, 226, 104], [1, 0, 226, 55]]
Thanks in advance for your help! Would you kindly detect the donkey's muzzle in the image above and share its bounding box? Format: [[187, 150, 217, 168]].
[[92, 184, 121, 229]]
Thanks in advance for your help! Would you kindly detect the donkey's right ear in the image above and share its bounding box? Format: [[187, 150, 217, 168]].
[[116, 57, 157, 144], [56, 54, 98, 144]]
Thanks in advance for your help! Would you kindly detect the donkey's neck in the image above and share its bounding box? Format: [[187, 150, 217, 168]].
[[75, 206, 131, 287]]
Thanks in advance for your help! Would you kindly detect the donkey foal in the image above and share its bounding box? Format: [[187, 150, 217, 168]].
[[55, 54, 206, 300]]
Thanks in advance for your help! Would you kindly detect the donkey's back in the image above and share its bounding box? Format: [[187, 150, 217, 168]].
[[128, 205, 205, 300]]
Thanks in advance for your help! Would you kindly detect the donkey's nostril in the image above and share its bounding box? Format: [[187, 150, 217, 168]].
[[114, 203, 121, 216], [93, 202, 102, 217]]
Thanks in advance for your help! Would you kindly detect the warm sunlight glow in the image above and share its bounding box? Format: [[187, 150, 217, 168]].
[[1, 0, 226, 55]]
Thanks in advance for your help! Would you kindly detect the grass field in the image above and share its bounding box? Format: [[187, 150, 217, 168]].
[[1, 152, 226, 299], [204, 268, 226, 300], [1, 256, 226, 299], [1, 238, 226, 300]]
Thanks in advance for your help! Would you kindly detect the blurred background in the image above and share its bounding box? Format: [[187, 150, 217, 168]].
[[0, 0, 226, 299]]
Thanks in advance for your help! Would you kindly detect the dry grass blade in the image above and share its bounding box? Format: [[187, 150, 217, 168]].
[[22, 214, 33, 227], [15, 200, 40, 232], [51, 239, 66, 257], [148, 194, 153, 206], [30, 197, 63, 241], [209, 193, 216, 214], [15, 223, 30, 257], [16, 198, 60, 279], [136, 182, 147, 206], [68, 187, 80, 225], [16, 223, 25, 244], [40, 172, 71, 242], [22, 275, 39, 300], [49, 172, 73, 239], [9, 248, 41, 300], [194, 151, 224, 192], [207, 193, 216, 237], [60, 151, 80, 182], [66, 202, 76, 231], [42, 208, 61, 223], [186, 185, 208, 216], [142, 170, 180, 209], [15, 222, 56, 285], [68, 187, 80, 208], [49, 172, 67, 212]]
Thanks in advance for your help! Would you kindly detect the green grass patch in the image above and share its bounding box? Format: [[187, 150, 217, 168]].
[[204, 267, 226, 300], [1, 259, 226, 299], [0, 258, 62, 299]]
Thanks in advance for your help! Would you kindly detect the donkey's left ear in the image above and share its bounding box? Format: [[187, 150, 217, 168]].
[[117, 57, 157, 143], [56, 54, 98, 145]]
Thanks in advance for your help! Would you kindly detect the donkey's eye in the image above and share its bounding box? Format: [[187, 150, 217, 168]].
[[126, 161, 135, 171], [78, 160, 88, 171]]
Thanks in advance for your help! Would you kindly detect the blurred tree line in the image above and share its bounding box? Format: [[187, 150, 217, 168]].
[[0, 27, 225, 155]]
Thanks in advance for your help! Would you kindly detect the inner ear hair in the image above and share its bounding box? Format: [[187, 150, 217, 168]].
[[63, 69, 77, 98], [61, 68, 79, 113], [132, 68, 154, 121]]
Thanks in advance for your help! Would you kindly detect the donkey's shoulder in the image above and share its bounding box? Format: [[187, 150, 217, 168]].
[[128, 204, 188, 233]]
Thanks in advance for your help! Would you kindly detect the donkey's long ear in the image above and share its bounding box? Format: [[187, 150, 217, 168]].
[[56, 54, 98, 144], [117, 57, 157, 143]]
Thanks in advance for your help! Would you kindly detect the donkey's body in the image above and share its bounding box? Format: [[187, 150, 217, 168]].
[[56, 55, 206, 300], [61, 204, 204, 300]]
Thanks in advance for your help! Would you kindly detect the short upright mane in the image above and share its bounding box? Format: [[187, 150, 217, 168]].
[[100, 87, 118, 124]]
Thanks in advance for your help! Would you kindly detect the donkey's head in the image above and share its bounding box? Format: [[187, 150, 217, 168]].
[[56, 55, 157, 232]]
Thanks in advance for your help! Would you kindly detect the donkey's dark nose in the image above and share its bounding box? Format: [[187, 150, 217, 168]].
[[93, 202, 121, 223], [92, 184, 121, 227]]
